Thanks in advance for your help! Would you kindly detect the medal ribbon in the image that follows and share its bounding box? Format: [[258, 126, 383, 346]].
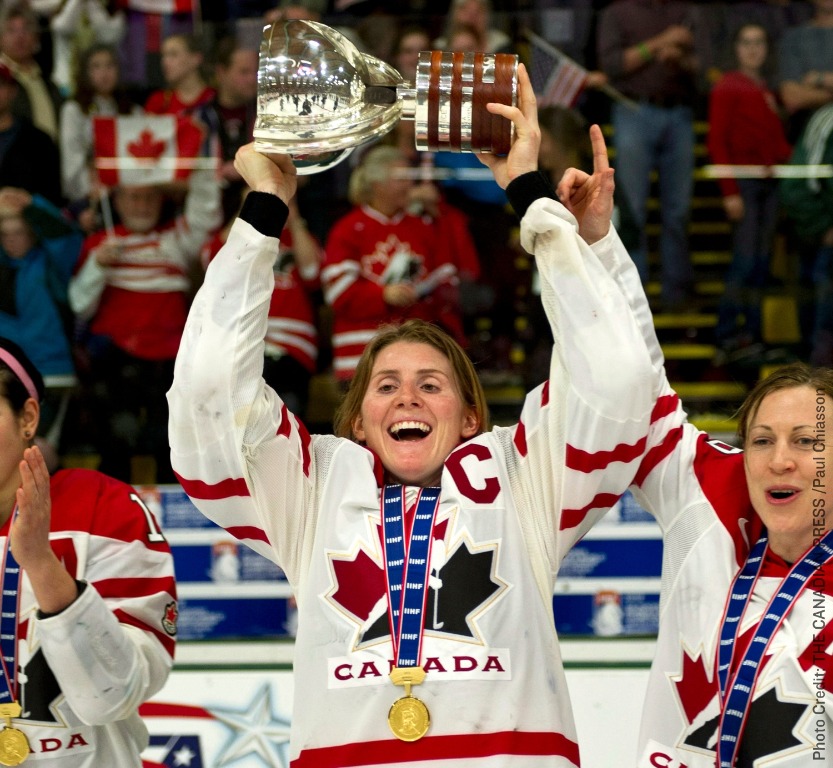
[[0, 510, 22, 707], [382, 486, 441, 668], [716, 529, 833, 768]]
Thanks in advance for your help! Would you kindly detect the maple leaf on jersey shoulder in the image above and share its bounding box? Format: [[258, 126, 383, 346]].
[[674, 647, 718, 725], [128, 129, 167, 160]]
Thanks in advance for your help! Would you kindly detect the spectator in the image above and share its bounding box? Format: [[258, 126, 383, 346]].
[[118, 2, 194, 98], [0, 336, 177, 767], [0, 187, 82, 464], [48, 0, 125, 97], [391, 23, 431, 85], [196, 37, 258, 225], [434, 0, 511, 54], [597, 0, 705, 306], [707, 22, 792, 362], [778, 0, 833, 141], [0, 62, 62, 206], [780, 103, 833, 366], [322, 145, 470, 384], [145, 33, 215, 118], [0, 2, 62, 144], [59, 43, 139, 229], [67, 168, 221, 483]]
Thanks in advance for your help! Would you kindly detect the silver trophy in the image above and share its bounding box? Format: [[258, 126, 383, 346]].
[[254, 20, 518, 174]]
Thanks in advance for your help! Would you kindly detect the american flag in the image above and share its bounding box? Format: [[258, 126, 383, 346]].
[[527, 31, 588, 108]]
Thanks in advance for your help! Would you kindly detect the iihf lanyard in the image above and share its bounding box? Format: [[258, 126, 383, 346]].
[[381, 486, 441, 668], [0, 511, 23, 708], [716, 529, 833, 768]]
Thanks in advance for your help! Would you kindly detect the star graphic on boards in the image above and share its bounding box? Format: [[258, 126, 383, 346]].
[[210, 683, 292, 767], [172, 744, 197, 766]]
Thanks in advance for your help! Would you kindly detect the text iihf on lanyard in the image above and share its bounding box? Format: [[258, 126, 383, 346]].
[[716, 529, 833, 767], [0, 508, 31, 765], [382, 485, 442, 742]]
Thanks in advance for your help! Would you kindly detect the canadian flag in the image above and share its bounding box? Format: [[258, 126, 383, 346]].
[[93, 115, 205, 187], [119, 0, 194, 13]]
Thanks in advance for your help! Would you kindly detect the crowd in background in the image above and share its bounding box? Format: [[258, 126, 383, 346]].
[[1, 0, 832, 484]]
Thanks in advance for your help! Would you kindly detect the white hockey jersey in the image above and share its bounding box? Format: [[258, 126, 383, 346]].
[[592, 226, 833, 767], [167, 181, 657, 767], [7, 468, 177, 766]]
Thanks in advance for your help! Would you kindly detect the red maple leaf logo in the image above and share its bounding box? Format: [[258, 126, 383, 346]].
[[674, 647, 718, 724], [127, 129, 167, 160], [327, 517, 450, 640]]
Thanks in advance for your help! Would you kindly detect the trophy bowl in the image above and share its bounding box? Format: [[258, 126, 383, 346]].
[[254, 20, 404, 174], [254, 20, 518, 175]]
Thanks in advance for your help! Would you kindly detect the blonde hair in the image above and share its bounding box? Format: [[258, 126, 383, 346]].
[[348, 146, 406, 206]]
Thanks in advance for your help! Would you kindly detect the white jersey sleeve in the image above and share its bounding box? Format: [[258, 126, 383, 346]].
[[514, 196, 657, 568], [168, 193, 320, 585]]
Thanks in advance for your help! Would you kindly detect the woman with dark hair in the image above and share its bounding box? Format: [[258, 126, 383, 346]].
[[707, 22, 792, 361], [169, 66, 656, 766], [144, 33, 214, 117], [59, 43, 139, 227], [0, 336, 177, 766]]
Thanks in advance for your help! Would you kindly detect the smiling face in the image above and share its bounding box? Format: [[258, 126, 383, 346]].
[[352, 341, 479, 487], [744, 386, 832, 562]]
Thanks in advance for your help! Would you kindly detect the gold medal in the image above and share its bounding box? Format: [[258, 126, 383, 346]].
[[0, 727, 28, 766], [388, 666, 430, 741], [388, 694, 430, 742], [0, 702, 29, 765]]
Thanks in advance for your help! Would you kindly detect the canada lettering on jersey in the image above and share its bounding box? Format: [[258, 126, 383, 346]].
[[328, 649, 511, 688]]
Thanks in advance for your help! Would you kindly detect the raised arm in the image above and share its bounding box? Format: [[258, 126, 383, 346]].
[[480, 68, 658, 567], [167, 151, 323, 582]]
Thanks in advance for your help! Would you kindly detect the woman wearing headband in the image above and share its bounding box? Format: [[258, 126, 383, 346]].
[[0, 336, 177, 766]]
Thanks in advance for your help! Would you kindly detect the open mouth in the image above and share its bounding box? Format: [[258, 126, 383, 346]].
[[768, 489, 798, 501], [389, 421, 431, 442]]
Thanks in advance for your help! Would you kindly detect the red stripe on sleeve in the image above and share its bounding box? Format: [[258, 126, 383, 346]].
[[277, 403, 292, 439], [632, 425, 684, 487], [95, 576, 176, 601], [291, 730, 579, 767], [559, 492, 621, 530], [294, 414, 312, 476], [139, 702, 214, 719], [513, 420, 528, 457], [651, 393, 681, 422], [566, 435, 647, 473], [226, 525, 271, 544], [174, 473, 250, 500], [113, 608, 175, 657]]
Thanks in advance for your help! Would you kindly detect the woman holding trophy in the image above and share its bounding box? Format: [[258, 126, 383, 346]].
[[168, 40, 655, 768]]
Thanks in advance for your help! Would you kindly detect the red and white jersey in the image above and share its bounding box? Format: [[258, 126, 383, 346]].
[[168, 188, 657, 767], [632, 414, 833, 768], [68, 169, 221, 360], [322, 205, 463, 381], [591, 227, 833, 767], [9, 468, 177, 766]]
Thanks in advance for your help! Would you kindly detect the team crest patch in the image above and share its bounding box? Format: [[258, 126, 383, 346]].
[[162, 601, 179, 636]]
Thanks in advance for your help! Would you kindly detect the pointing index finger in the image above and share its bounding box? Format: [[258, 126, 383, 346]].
[[589, 124, 609, 174]]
